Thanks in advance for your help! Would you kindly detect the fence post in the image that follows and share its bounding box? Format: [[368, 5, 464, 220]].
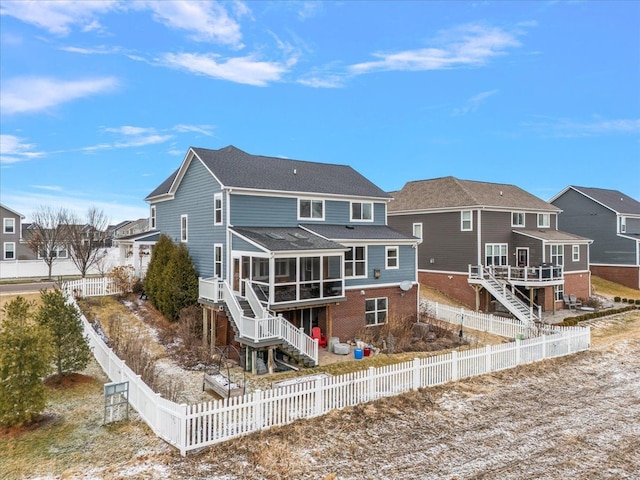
[[180, 403, 188, 456], [485, 345, 491, 373], [253, 389, 263, 430], [451, 351, 458, 381], [368, 367, 377, 401], [315, 377, 324, 416], [489, 314, 494, 334], [515, 338, 521, 364], [542, 334, 546, 359], [412, 358, 421, 390]]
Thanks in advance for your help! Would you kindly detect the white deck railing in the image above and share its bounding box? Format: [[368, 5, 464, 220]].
[[69, 279, 591, 456]]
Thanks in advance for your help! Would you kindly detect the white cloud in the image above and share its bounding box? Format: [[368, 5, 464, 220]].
[[31, 185, 63, 191], [1, 76, 118, 115], [161, 52, 287, 86], [349, 24, 521, 74], [523, 118, 640, 138], [173, 124, 215, 136], [0, 134, 44, 164], [104, 126, 157, 136], [59, 45, 121, 55], [0, 0, 118, 36], [453, 89, 499, 116], [1, 190, 149, 224], [140, 0, 245, 46], [297, 2, 323, 21], [298, 75, 345, 88]]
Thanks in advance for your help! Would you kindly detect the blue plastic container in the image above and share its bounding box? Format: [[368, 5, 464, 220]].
[[354, 348, 364, 359]]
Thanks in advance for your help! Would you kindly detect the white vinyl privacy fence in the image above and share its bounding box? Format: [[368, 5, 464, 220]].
[[70, 281, 591, 456]]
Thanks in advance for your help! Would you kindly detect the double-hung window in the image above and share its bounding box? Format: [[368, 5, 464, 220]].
[[180, 215, 188, 242], [551, 244, 563, 266], [537, 213, 550, 228], [345, 246, 366, 277], [214, 193, 223, 225], [511, 212, 525, 227], [3, 218, 15, 234], [150, 206, 156, 230], [298, 199, 324, 220], [214, 244, 223, 277], [386, 246, 399, 269], [351, 202, 373, 221], [572, 245, 580, 262], [485, 244, 508, 266], [461, 210, 472, 231], [412, 223, 423, 241], [4, 242, 15, 260], [365, 297, 387, 326]]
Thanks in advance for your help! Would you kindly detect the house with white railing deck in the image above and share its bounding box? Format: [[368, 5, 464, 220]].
[[144, 146, 419, 371], [387, 177, 593, 325]]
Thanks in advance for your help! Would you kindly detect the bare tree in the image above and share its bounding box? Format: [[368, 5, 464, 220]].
[[27, 206, 71, 280], [66, 207, 110, 278]]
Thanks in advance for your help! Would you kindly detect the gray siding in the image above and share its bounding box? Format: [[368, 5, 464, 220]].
[[154, 158, 225, 277], [388, 211, 478, 272], [230, 194, 388, 227], [553, 189, 636, 265], [626, 217, 640, 235], [512, 235, 543, 266], [345, 244, 415, 287], [231, 235, 264, 253]]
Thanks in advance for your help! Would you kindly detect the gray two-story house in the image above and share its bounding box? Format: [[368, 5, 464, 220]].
[[1, 204, 26, 262], [550, 186, 640, 290], [145, 146, 418, 369], [387, 177, 592, 325]]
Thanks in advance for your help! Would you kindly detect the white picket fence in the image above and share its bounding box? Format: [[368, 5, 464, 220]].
[[69, 281, 591, 456], [420, 300, 547, 338], [63, 277, 122, 298]]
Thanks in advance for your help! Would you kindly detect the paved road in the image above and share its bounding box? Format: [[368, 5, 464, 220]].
[[0, 281, 56, 295]]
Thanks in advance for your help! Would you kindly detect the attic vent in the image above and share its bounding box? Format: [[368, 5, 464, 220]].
[[290, 232, 307, 239], [266, 232, 285, 240], [346, 225, 355, 230]]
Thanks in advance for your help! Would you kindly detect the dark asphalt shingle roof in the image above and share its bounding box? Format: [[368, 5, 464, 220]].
[[565, 186, 640, 215], [301, 224, 415, 241], [231, 227, 347, 252], [388, 176, 558, 213], [514, 229, 592, 243], [146, 146, 391, 200]]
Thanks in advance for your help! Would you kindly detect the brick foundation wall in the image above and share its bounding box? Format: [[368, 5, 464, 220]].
[[418, 271, 476, 308], [330, 286, 418, 342], [591, 265, 640, 290]]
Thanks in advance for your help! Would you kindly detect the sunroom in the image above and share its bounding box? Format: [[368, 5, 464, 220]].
[[228, 227, 348, 309]]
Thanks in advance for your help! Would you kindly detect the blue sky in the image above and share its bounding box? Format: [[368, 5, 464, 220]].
[[1, 0, 639, 224]]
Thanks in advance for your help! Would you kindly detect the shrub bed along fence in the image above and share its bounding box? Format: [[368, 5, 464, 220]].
[[68, 280, 591, 456]]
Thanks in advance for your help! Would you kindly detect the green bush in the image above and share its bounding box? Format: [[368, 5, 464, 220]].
[[0, 297, 53, 427], [143, 235, 199, 321], [36, 288, 91, 377], [614, 296, 621, 302], [628, 298, 636, 304], [635, 299, 640, 305]]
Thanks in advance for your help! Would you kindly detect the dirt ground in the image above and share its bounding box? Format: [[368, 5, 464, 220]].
[[2, 303, 637, 479]]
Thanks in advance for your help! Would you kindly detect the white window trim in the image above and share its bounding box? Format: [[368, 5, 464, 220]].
[[344, 245, 367, 279], [554, 284, 564, 302], [4, 242, 15, 259], [214, 193, 223, 226], [385, 246, 399, 269], [485, 243, 508, 266], [365, 297, 388, 326], [150, 205, 156, 230], [511, 212, 525, 227], [412, 223, 423, 241], [461, 210, 472, 231], [214, 243, 223, 277], [180, 214, 188, 243], [572, 245, 580, 262], [297, 198, 325, 221], [537, 213, 550, 228], [350, 201, 374, 222], [3, 218, 15, 234], [551, 244, 564, 266], [620, 216, 626, 233]]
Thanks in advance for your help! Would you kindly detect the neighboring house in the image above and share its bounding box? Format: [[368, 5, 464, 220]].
[[1, 204, 29, 261], [114, 218, 149, 238], [387, 177, 592, 325], [550, 186, 640, 290], [145, 145, 418, 369]]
